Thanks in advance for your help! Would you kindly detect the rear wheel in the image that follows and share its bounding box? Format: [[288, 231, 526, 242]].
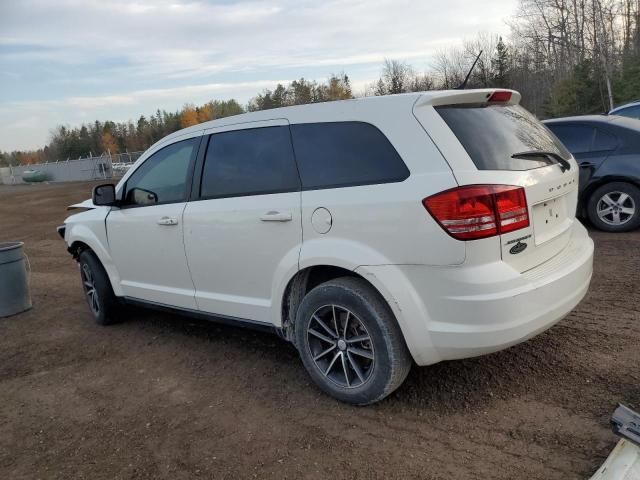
[[294, 277, 411, 405], [587, 182, 640, 232], [78, 250, 120, 325]]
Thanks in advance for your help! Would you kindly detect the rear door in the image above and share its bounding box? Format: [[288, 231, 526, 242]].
[[414, 90, 580, 272], [182, 121, 302, 323], [546, 123, 617, 192]]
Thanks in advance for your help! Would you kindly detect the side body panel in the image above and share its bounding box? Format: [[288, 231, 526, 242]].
[[292, 95, 462, 269], [183, 192, 302, 322]]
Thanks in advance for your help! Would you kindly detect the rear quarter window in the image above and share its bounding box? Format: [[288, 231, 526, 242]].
[[436, 104, 570, 170], [290, 121, 409, 189]]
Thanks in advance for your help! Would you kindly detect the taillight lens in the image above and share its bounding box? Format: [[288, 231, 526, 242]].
[[423, 185, 529, 240], [488, 90, 512, 103]]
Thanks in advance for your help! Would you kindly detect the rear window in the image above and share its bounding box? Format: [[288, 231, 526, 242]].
[[290, 121, 409, 189], [436, 104, 570, 170], [614, 105, 640, 119]]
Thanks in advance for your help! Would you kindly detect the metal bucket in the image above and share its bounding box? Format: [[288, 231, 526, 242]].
[[0, 167, 10, 185], [0, 242, 32, 317]]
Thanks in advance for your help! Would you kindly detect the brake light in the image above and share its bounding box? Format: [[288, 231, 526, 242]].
[[423, 185, 529, 240], [488, 90, 512, 103]]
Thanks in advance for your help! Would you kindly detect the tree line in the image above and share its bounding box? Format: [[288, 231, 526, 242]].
[[2, 0, 639, 167]]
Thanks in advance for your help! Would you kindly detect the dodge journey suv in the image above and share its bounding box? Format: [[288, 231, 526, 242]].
[[59, 89, 594, 405]]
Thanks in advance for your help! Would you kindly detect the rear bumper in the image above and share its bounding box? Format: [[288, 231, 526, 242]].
[[356, 221, 594, 366]]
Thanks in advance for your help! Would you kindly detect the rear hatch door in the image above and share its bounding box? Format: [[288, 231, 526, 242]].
[[414, 90, 579, 272]]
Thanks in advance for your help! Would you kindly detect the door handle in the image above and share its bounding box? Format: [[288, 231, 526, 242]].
[[260, 210, 292, 222], [157, 216, 179, 226]]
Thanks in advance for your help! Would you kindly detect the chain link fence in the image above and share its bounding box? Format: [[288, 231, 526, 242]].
[[0, 150, 145, 185]]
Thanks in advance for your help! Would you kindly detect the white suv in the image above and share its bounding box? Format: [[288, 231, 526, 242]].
[[59, 89, 594, 405]]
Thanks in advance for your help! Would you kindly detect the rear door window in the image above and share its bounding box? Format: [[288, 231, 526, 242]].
[[592, 128, 618, 151], [290, 121, 409, 189], [200, 126, 300, 199], [547, 125, 595, 154], [436, 104, 571, 170]]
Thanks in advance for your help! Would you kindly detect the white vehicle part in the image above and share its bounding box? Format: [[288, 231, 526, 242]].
[[590, 440, 640, 480]]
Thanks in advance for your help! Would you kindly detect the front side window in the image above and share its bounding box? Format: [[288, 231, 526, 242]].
[[290, 122, 409, 189], [200, 126, 300, 198], [124, 138, 197, 206]]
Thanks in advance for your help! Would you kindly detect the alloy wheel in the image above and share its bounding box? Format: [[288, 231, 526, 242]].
[[306, 305, 375, 388], [597, 191, 636, 226], [81, 263, 100, 316]]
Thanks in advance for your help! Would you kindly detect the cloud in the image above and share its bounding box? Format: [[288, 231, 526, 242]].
[[5, 79, 290, 110], [0, 0, 515, 150]]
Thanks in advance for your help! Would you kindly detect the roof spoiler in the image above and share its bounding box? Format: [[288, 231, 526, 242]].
[[413, 89, 521, 109]]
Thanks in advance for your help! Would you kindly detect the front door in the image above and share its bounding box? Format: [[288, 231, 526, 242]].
[[107, 136, 200, 309], [183, 122, 302, 323]]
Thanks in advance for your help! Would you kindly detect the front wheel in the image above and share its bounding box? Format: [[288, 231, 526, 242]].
[[587, 182, 640, 232], [294, 277, 411, 405], [78, 250, 120, 325]]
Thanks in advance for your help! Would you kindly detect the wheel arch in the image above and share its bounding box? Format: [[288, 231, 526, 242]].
[[66, 226, 123, 297], [580, 176, 640, 216], [278, 264, 387, 343]]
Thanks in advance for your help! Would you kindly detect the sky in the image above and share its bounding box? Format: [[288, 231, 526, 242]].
[[0, 0, 515, 152]]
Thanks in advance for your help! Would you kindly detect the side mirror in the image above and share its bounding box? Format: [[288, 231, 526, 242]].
[[92, 184, 117, 206]]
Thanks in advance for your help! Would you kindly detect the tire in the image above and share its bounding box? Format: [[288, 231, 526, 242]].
[[587, 182, 640, 232], [294, 277, 412, 405], [78, 250, 120, 325]]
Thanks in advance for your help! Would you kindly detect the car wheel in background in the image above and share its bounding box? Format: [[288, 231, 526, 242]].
[[587, 182, 640, 232], [294, 277, 412, 405], [78, 250, 120, 325]]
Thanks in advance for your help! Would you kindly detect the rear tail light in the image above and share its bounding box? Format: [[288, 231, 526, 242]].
[[423, 185, 529, 240]]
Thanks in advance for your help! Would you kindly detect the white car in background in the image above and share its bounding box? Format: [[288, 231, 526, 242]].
[[58, 89, 594, 405]]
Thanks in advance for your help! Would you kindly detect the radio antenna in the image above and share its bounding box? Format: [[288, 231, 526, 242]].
[[456, 50, 483, 90]]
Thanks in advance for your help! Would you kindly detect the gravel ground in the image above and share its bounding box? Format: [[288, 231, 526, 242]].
[[0, 181, 638, 479]]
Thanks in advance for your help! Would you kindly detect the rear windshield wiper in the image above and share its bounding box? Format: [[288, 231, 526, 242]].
[[511, 150, 571, 172]]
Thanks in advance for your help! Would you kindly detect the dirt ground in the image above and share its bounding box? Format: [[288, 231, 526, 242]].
[[0, 181, 638, 480]]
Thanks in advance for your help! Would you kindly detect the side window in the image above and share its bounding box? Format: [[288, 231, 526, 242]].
[[290, 122, 409, 189], [547, 125, 595, 154], [615, 105, 640, 119], [592, 128, 618, 152], [200, 126, 300, 198], [124, 138, 197, 206]]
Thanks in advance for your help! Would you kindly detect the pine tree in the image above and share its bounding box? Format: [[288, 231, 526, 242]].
[[492, 37, 510, 87]]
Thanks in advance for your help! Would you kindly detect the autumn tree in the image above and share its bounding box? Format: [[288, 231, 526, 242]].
[[180, 105, 199, 128], [101, 132, 119, 154]]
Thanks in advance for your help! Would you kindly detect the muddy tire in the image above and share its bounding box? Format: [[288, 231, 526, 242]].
[[78, 250, 120, 325], [294, 277, 412, 405]]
